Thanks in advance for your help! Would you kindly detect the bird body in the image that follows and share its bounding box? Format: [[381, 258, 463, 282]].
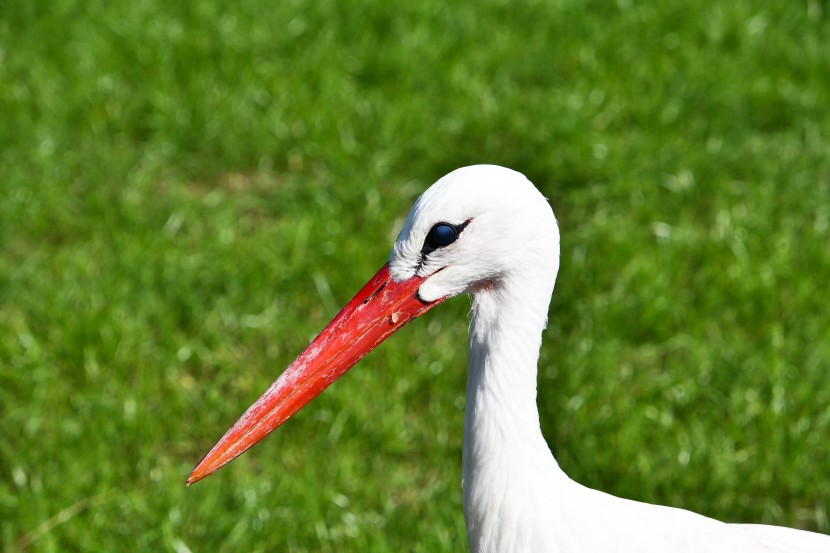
[[189, 165, 829, 552]]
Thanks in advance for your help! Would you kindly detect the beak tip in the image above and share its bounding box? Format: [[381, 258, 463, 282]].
[[186, 464, 210, 486]]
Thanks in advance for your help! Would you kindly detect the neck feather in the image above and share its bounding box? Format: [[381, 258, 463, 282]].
[[462, 274, 569, 552]]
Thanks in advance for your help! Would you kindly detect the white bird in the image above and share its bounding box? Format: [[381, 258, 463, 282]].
[[188, 165, 829, 552]]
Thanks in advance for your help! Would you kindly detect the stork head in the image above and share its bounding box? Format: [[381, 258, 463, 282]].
[[389, 165, 560, 303], [187, 165, 559, 484]]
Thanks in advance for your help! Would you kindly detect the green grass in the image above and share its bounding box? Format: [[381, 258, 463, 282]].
[[2, 0, 829, 551]]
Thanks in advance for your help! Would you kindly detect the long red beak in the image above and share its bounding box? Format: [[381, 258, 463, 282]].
[[187, 264, 443, 485]]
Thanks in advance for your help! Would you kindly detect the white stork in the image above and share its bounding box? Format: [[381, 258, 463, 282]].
[[188, 165, 829, 552]]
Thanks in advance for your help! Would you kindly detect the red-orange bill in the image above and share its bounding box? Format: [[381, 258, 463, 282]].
[[187, 263, 444, 485]]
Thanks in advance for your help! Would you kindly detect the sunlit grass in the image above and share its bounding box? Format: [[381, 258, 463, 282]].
[[1, 1, 829, 551]]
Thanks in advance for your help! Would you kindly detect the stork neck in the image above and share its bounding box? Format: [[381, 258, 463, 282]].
[[464, 277, 555, 450], [462, 275, 568, 552]]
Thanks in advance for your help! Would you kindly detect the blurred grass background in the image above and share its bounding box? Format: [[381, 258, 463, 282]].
[[2, 0, 829, 551]]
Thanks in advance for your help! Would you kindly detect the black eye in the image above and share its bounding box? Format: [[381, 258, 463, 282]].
[[426, 224, 457, 249], [421, 220, 470, 256]]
